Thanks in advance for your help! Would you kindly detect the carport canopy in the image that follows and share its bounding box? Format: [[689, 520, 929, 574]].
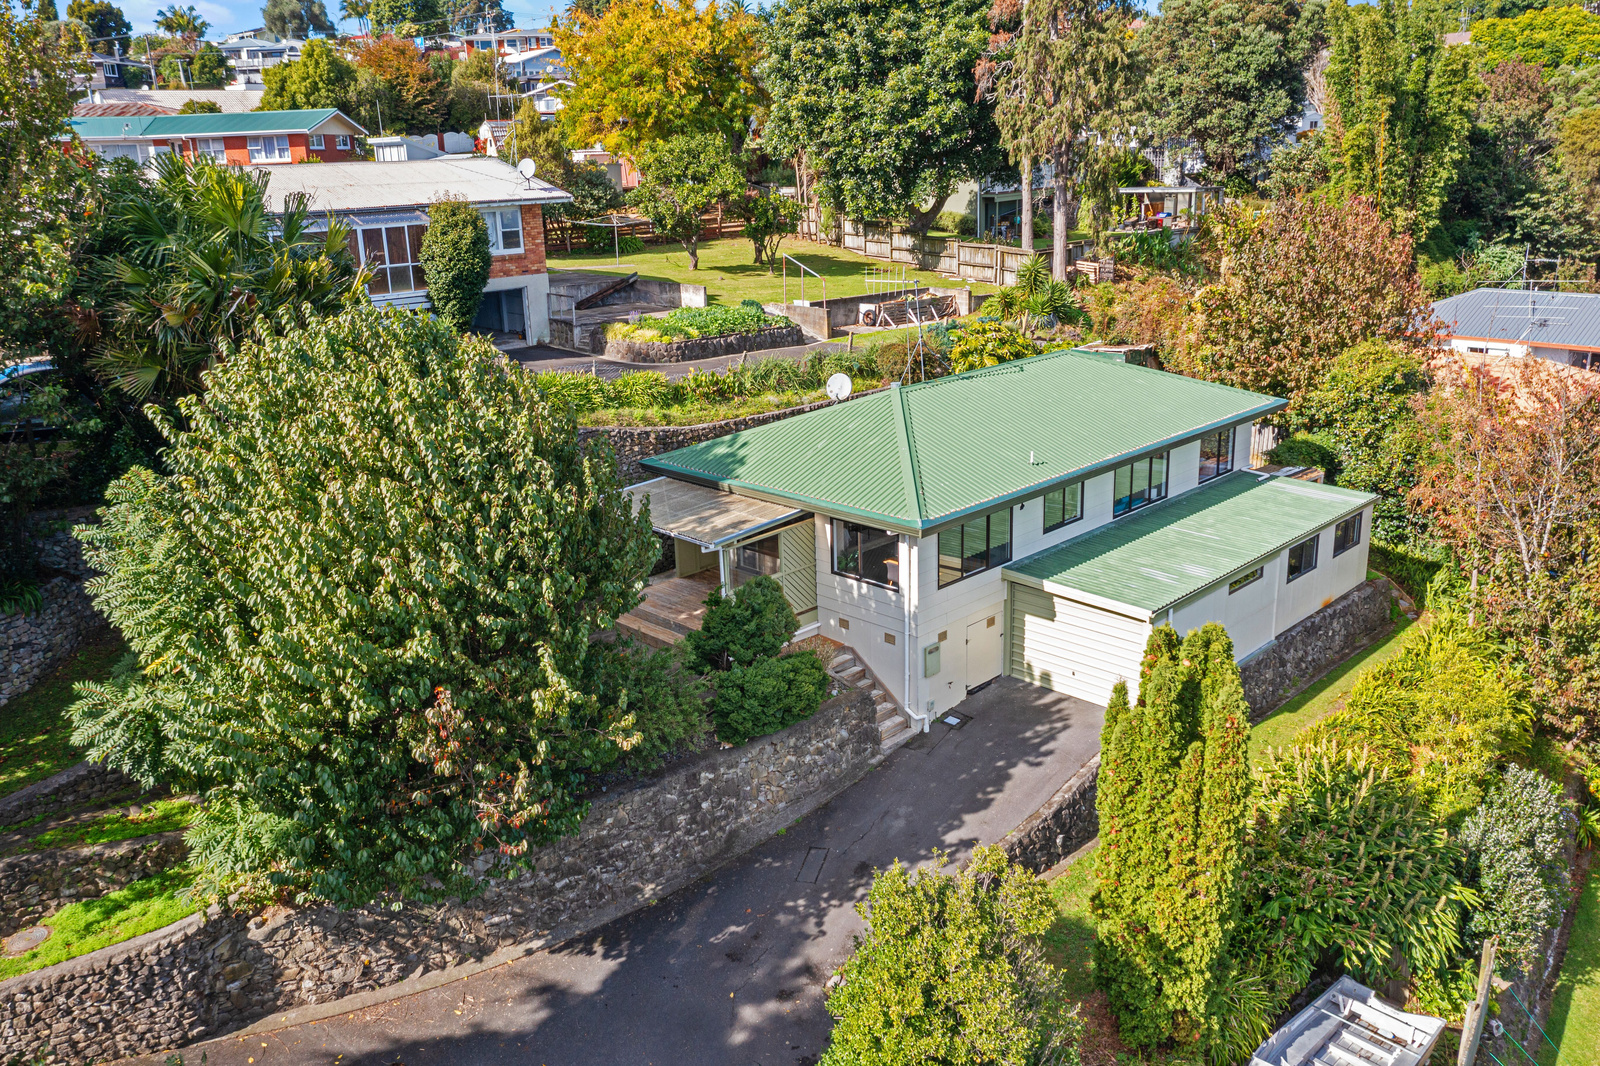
[[624, 477, 807, 550]]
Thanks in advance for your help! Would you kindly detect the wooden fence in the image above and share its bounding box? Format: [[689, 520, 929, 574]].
[[837, 219, 1095, 286]]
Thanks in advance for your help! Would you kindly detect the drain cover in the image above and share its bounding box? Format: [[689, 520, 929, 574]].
[[4, 926, 50, 956]]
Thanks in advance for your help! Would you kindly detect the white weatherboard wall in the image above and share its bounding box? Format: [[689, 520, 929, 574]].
[[814, 515, 910, 702], [1008, 585, 1151, 706]]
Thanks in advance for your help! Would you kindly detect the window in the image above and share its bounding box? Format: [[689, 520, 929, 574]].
[[937, 508, 1012, 587], [1041, 483, 1082, 533], [308, 133, 324, 150], [483, 208, 524, 253], [194, 138, 227, 162], [354, 224, 427, 296], [1228, 566, 1264, 594], [1198, 426, 1235, 482], [735, 534, 779, 576], [1286, 535, 1319, 581], [247, 134, 290, 162], [335, 134, 351, 150], [833, 520, 899, 589], [1333, 513, 1362, 556], [1112, 452, 1168, 517]]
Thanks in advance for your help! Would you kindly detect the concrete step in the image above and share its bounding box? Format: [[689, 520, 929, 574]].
[[874, 703, 901, 725], [853, 677, 873, 689]]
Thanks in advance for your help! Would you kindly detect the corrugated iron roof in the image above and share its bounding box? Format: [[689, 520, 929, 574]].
[[640, 350, 1288, 534], [1003, 471, 1374, 616], [72, 108, 366, 139], [1433, 288, 1600, 350], [95, 88, 265, 113]]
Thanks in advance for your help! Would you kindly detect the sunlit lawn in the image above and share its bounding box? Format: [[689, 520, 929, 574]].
[[1546, 860, 1600, 1066], [0, 630, 127, 803], [0, 867, 199, 980]]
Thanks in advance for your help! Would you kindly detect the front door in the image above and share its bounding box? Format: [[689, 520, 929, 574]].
[[965, 614, 1003, 693]]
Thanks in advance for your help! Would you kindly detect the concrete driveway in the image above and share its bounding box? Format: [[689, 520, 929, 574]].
[[167, 678, 1102, 1066]]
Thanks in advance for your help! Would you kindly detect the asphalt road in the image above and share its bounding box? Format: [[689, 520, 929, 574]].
[[165, 678, 1103, 1066]]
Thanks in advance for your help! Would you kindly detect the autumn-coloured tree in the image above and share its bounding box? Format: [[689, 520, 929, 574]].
[[353, 35, 446, 136], [1167, 195, 1434, 408], [555, 0, 763, 156]]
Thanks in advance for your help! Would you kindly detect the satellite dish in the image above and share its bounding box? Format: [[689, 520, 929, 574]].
[[517, 158, 537, 179], [826, 373, 853, 401]]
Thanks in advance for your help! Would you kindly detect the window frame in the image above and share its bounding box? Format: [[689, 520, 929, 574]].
[[357, 223, 428, 296], [1227, 566, 1264, 594], [335, 134, 352, 150], [308, 133, 325, 150], [832, 519, 900, 591], [1111, 452, 1170, 518], [483, 207, 525, 254], [1041, 482, 1083, 534], [735, 534, 780, 576], [936, 507, 1013, 588], [1332, 513, 1363, 557], [1198, 426, 1235, 484], [1286, 534, 1320, 582], [247, 134, 290, 163]]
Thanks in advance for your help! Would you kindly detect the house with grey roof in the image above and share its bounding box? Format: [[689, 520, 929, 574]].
[[623, 351, 1376, 748], [1432, 287, 1600, 371]]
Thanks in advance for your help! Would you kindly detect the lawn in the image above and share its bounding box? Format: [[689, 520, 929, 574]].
[[1546, 858, 1600, 1066], [0, 866, 200, 980], [0, 630, 127, 801], [548, 237, 999, 308], [17, 797, 197, 854], [1043, 845, 1099, 999]]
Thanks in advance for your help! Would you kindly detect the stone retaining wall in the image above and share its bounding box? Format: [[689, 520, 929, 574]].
[[0, 689, 879, 1064], [998, 757, 1100, 874], [0, 761, 137, 832], [580, 397, 841, 484], [1238, 578, 1396, 719], [603, 324, 805, 364], [0, 832, 189, 938], [0, 577, 105, 707]]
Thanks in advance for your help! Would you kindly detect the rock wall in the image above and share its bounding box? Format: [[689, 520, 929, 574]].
[[1239, 578, 1397, 720], [0, 689, 879, 1065], [0, 761, 137, 832], [998, 757, 1100, 874], [0, 577, 104, 707], [0, 833, 189, 939], [603, 324, 805, 364]]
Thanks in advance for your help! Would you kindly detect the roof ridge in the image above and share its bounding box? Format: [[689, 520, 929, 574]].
[[889, 386, 925, 523]]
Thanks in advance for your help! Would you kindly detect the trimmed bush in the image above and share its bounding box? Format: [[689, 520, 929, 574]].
[[420, 198, 492, 333], [684, 574, 798, 673], [711, 651, 829, 746], [589, 639, 710, 773], [1265, 432, 1338, 474], [605, 302, 789, 342]]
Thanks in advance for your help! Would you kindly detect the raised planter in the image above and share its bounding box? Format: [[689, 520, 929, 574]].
[[603, 324, 805, 364]]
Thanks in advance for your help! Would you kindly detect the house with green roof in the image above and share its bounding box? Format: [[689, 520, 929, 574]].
[[71, 108, 366, 167], [625, 350, 1375, 746]]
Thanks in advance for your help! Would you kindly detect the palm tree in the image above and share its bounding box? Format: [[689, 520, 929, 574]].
[[153, 3, 207, 43], [340, 0, 370, 35]]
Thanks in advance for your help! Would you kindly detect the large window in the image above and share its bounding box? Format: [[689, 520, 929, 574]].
[[351, 224, 427, 296], [1287, 535, 1319, 581], [937, 508, 1012, 587], [1198, 426, 1235, 482], [1042, 483, 1082, 533], [1112, 452, 1168, 517], [833, 520, 899, 589], [1333, 513, 1363, 556], [193, 138, 227, 162], [482, 208, 524, 253], [736, 534, 779, 576], [247, 134, 291, 163]]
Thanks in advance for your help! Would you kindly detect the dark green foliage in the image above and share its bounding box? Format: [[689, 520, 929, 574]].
[[68, 306, 661, 905], [1369, 538, 1449, 606], [1091, 623, 1252, 1054], [590, 639, 710, 773], [821, 845, 1083, 1066], [711, 651, 829, 747], [419, 198, 492, 334], [684, 574, 798, 673], [1266, 432, 1338, 475], [606, 303, 788, 343]]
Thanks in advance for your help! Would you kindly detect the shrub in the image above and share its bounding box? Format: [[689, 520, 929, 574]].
[[683, 574, 797, 673], [420, 198, 492, 333], [711, 651, 829, 746], [1459, 765, 1574, 972], [589, 639, 709, 773], [606, 303, 788, 342], [948, 321, 1038, 374], [934, 209, 972, 236], [1266, 433, 1338, 475], [68, 307, 661, 905], [1235, 742, 1474, 1015], [821, 845, 1083, 1066], [1369, 538, 1450, 606]]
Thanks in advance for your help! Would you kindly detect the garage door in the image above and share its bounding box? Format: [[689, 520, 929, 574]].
[[1008, 584, 1151, 706]]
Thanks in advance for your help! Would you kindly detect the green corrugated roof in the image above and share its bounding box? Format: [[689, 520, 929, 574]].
[[640, 350, 1289, 534], [1003, 471, 1375, 615], [71, 109, 364, 138]]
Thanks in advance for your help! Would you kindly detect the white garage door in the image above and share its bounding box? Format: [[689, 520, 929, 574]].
[[1008, 584, 1151, 706]]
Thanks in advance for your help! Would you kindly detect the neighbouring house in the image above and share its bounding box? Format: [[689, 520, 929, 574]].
[[457, 26, 558, 56], [626, 350, 1375, 739], [217, 32, 307, 88], [260, 155, 572, 343], [569, 144, 641, 191], [86, 88, 266, 113], [1432, 287, 1600, 372], [71, 108, 366, 166]]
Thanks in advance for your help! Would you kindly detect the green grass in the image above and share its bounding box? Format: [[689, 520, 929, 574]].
[[548, 237, 999, 308], [1545, 860, 1600, 1066], [0, 867, 200, 980], [1043, 844, 1099, 999], [1247, 615, 1415, 765], [578, 388, 835, 427], [0, 630, 128, 800], [19, 798, 197, 853]]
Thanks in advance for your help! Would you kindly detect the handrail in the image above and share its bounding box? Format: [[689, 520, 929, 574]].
[[782, 253, 826, 306]]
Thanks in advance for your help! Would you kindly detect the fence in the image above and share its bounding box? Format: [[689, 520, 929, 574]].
[[837, 219, 1095, 286], [1250, 423, 1283, 466]]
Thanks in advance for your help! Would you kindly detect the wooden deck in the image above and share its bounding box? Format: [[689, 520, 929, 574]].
[[617, 571, 720, 646]]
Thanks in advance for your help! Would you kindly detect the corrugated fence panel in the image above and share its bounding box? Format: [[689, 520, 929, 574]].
[[1008, 584, 1149, 707]]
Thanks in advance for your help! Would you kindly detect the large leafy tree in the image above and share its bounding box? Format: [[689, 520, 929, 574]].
[[627, 133, 747, 269], [354, 34, 447, 135], [259, 38, 357, 110], [70, 307, 662, 905], [446, 0, 511, 31], [368, 0, 442, 33], [1142, 0, 1324, 180], [765, 0, 1004, 235], [1091, 623, 1252, 1056], [555, 0, 764, 157], [263, 0, 337, 37], [66, 0, 129, 45], [1473, 3, 1600, 70], [1321, 0, 1475, 238], [502, 107, 624, 251]]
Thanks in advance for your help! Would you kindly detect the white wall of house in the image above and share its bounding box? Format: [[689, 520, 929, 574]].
[[480, 272, 551, 344], [814, 514, 911, 702]]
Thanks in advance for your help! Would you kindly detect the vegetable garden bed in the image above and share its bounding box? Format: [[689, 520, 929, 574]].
[[603, 303, 804, 363]]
